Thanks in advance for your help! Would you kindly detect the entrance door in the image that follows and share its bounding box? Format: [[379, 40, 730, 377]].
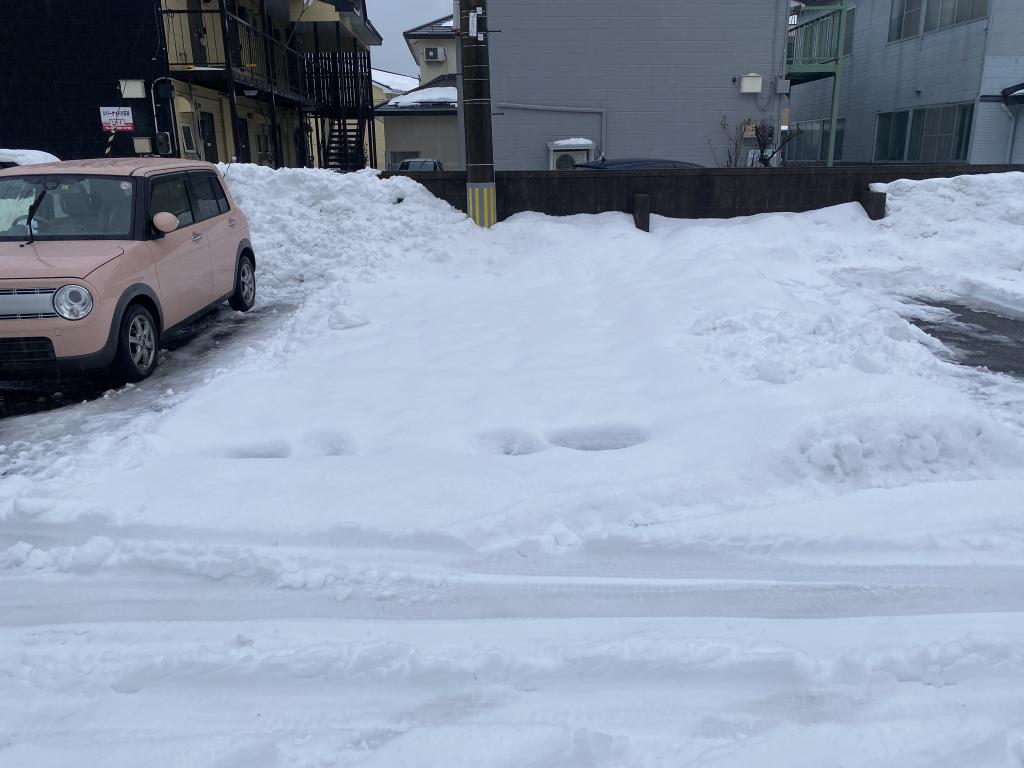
[[199, 111, 219, 163], [237, 118, 252, 163], [186, 0, 208, 67]]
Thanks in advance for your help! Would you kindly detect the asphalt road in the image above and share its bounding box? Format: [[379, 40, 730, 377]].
[[912, 301, 1024, 379]]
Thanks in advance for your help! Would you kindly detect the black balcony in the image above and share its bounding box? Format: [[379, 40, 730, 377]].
[[162, 9, 311, 104]]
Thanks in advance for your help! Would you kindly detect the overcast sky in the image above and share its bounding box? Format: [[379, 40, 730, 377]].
[[370, 0, 453, 75]]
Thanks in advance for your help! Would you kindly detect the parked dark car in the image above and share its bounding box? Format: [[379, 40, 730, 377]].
[[397, 158, 445, 171], [575, 158, 704, 170]]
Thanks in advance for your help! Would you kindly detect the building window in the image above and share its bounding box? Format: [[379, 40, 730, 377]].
[[786, 118, 845, 163], [875, 111, 911, 160], [889, 0, 924, 41], [874, 103, 974, 162], [844, 8, 856, 55], [181, 124, 197, 155], [923, 0, 988, 32]]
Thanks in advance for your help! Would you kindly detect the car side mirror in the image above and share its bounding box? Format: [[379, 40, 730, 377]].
[[152, 212, 179, 235]]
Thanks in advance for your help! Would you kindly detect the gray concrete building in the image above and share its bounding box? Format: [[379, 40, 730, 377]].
[[477, 0, 793, 171], [789, 0, 1024, 164]]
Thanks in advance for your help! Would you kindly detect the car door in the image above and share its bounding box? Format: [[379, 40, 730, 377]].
[[188, 171, 238, 299], [147, 173, 215, 328]]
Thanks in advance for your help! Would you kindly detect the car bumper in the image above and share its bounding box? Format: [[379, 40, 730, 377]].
[[0, 283, 117, 377]]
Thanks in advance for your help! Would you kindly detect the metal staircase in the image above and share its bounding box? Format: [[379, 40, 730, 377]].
[[323, 119, 366, 171], [306, 49, 375, 173]]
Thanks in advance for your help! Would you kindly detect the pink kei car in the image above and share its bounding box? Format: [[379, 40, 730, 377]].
[[0, 158, 255, 382]]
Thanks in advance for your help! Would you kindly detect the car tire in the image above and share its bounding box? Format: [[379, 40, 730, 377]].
[[112, 303, 160, 383], [229, 254, 256, 312]]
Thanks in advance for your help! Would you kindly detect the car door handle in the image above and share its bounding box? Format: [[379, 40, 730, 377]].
[[191, 233, 204, 242], [227, 218, 238, 227]]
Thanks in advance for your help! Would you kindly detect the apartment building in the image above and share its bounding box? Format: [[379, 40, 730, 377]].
[[789, 0, 1024, 164], [0, 0, 381, 171]]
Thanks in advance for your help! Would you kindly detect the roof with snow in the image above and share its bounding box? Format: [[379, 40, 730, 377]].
[[376, 75, 458, 116], [403, 15, 455, 40], [371, 69, 419, 95]]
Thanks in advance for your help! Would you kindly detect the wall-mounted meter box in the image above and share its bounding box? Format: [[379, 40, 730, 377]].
[[739, 74, 764, 94]]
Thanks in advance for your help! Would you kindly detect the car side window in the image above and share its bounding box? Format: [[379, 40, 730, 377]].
[[189, 174, 223, 222], [212, 176, 230, 215], [149, 175, 194, 230]]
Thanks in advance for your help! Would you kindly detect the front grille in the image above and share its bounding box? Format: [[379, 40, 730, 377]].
[[0, 337, 57, 370], [0, 288, 58, 321]]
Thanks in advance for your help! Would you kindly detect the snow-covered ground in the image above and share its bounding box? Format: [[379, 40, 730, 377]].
[[2, 166, 1024, 767]]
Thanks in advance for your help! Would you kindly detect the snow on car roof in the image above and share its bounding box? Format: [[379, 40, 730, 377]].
[[0, 148, 60, 166]]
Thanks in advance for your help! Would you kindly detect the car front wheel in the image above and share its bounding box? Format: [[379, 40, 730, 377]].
[[112, 303, 159, 382], [229, 254, 256, 312]]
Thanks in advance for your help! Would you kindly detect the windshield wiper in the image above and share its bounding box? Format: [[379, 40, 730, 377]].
[[20, 188, 47, 247]]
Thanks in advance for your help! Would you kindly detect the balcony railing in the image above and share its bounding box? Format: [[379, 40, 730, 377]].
[[786, 10, 842, 67], [161, 9, 308, 100]]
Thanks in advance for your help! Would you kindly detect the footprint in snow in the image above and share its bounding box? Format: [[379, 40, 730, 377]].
[[546, 424, 649, 452], [475, 429, 547, 456], [219, 440, 293, 459]]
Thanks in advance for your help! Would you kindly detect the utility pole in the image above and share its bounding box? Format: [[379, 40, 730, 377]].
[[457, 1, 497, 228]]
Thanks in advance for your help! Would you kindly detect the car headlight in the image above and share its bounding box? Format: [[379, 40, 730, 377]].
[[53, 284, 94, 321]]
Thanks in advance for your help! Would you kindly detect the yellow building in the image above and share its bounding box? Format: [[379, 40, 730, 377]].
[[159, 0, 381, 170]]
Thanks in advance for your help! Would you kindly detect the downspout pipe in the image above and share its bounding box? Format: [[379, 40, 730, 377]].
[[999, 103, 1018, 164]]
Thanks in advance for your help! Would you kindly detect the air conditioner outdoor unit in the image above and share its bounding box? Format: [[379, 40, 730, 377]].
[[550, 150, 587, 171], [425, 47, 446, 62], [547, 138, 597, 170]]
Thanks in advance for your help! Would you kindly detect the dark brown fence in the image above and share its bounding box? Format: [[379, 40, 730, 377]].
[[385, 165, 1023, 223]]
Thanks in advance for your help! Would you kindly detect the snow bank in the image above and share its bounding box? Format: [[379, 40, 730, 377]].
[[220, 164, 471, 296], [869, 172, 1024, 312]]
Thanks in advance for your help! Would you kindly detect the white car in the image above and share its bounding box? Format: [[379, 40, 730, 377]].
[[0, 149, 61, 170]]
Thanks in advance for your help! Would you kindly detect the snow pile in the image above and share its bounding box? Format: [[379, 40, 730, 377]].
[[218, 163, 476, 355], [220, 164, 471, 296], [869, 172, 1024, 313]]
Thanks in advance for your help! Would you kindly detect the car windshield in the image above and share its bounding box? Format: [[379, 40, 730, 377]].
[[0, 175, 135, 241], [402, 160, 435, 170]]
